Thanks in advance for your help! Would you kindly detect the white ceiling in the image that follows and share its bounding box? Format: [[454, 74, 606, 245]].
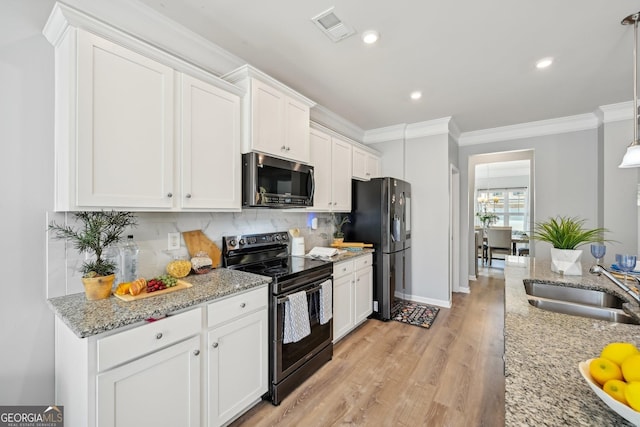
[[135, 0, 640, 134]]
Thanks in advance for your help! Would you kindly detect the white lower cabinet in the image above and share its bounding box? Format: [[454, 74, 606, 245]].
[[206, 287, 269, 427], [333, 254, 374, 342], [97, 336, 201, 427], [54, 286, 269, 427]]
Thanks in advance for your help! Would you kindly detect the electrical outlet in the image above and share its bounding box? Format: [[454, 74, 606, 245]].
[[168, 232, 180, 250]]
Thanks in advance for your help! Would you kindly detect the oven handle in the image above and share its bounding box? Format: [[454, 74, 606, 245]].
[[276, 283, 326, 305]]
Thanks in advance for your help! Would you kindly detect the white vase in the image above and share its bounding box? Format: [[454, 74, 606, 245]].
[[550, 248, 583, 276]]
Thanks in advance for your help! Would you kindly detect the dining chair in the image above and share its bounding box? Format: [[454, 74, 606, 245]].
[[487, 226, 512, 265]]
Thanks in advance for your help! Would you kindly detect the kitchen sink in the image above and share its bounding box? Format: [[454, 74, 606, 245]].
[[523, 281, 640, 324]]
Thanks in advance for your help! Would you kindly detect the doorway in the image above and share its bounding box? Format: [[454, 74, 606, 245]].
[[468, 150, 534, 275]]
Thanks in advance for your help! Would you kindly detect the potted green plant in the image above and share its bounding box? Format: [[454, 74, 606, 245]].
[[49, 211, 138, 300], [331, 213, 351, 244], [533, 216, 608, 275]]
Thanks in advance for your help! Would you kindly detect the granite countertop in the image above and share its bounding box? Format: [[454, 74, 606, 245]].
[[505, 257, 640, 426], [48, 269, 272, 338]]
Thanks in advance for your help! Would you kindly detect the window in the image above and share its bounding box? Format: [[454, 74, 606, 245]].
[[476, 187, 528, 233]]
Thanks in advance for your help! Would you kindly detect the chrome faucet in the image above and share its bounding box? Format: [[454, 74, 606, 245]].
[[589, 264, 640, 304]]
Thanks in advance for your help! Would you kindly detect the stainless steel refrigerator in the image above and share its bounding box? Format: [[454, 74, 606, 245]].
[[345, 177, 411, 320]]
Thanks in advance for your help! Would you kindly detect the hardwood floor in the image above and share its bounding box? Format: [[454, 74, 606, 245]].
[[231, 269, 505, 427]]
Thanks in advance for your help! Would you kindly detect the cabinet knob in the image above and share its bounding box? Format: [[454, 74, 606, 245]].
[[185, 193, 192, 199], [281, 145, 287, 151], [212, 342, 219, 348], [240, 302, 246, 308], [286, 146, 291, 151], [156, 333, 163, 340], [166, 192, 173, 198], [193, 349, 200, 356]]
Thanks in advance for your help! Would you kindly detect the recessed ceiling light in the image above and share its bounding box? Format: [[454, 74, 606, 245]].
[[410, 91, 422, 100], [362, 30, 379, 44], [536, 57, 553, 69]]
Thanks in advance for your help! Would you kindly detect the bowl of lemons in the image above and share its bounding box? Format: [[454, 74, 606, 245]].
[[579, 342, 640, 425]]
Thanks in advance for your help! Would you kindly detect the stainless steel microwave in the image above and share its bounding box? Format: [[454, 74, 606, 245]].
[[242, 153, 315, 208]]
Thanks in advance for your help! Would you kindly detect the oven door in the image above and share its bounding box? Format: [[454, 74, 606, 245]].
[[273, 277, 333, 383]]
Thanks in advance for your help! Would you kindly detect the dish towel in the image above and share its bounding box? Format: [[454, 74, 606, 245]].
[[319, 279, 332, 325], [283, 290, 311, 344]]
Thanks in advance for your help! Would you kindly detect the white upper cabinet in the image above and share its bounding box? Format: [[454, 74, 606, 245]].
[[223, 65, 315, 164], [352, 145, 381, 181], [75, 30, 175, 209], [309, 127, 352, 212], [44, 5, 243, 211], [180, 74, 241, 210]]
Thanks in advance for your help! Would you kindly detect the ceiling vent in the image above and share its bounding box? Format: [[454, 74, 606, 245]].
[[311, 7, 355, 42]]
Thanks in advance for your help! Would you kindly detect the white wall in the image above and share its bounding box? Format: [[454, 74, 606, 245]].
[[372, 134, 452, 306], [459, 129, 599, 280], [0, 0, 56, 404]]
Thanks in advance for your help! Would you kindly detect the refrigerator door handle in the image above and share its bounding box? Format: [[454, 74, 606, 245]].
[[392, 215, 401, 242]]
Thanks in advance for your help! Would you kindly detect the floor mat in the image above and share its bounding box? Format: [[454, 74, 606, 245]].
[[391, 299, 440, 329]]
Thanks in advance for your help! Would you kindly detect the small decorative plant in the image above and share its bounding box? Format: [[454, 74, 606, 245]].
[[533, 216, 607, 250], [48, 211, 138, 278], [332, 213, 351, 239]]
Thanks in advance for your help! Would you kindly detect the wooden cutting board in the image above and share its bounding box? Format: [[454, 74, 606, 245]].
[[113, 279, 192, 302], [182, 230, 221, 268], [330, 242, 373, 248]]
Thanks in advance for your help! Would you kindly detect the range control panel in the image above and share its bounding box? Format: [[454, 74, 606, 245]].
[[222, 231, 290, 252]]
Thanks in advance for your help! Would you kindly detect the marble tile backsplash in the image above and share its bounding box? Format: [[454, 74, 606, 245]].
[[46, 210, 335, 298]]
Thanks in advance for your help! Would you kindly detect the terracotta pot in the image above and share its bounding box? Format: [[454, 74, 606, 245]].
[[81, 274, 115, 300]]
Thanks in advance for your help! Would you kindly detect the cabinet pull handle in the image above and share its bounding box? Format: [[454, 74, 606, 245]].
[[212, 342, 219, 348], [193, 349, 200, 356], [156, 333, 163, 340], [240, 302, 246, 308], [166, 192, 173, 198], [186, 193, 192, 199]]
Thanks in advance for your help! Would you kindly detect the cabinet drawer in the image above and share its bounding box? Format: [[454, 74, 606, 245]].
[[333, 260, 354, 278], [97, 308, 202, 372], [208, 286, 268, 328], [355, 254, 373, 271]]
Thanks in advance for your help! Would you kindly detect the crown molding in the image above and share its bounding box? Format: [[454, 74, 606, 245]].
[[363, 117, 455, 144], [598, 101, 635, 123], [308, 105, 365, 142], [458, 113, 599, 146], [47, 1, 245, 76], [222, 64, 316, 107]]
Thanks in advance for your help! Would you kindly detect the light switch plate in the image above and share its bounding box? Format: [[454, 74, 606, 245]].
[[168, 232, 180, 250]]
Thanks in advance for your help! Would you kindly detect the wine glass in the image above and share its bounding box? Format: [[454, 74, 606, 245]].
[[590, 244, 606, 265], [617, 254, 637, 283]]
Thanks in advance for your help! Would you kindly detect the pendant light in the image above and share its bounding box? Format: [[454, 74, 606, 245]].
[[619, 12, 640, 168]]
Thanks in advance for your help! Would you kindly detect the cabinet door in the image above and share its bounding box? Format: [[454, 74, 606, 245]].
[[181, 74, 241, 210], [333, 273, 354, 343], [76, 30, 175, 208], [208, 309, 268, 427], [352, 146, 368, 180], [250, 79, 285, 157], [331, 137, 353, 211], [97, 336, 200, 427], [309, 129, 332, 211], [366, 153, 380, 179], [354, 266, 373, 325], [283, 97, 310, 163]]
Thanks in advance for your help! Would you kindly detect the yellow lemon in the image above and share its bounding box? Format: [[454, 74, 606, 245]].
[[625, 382, 640, 411], [601, 342, 640, 366], [622, 354, 640, 382], [603, 379, 628, 405], [590, 358, 623, 386]]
